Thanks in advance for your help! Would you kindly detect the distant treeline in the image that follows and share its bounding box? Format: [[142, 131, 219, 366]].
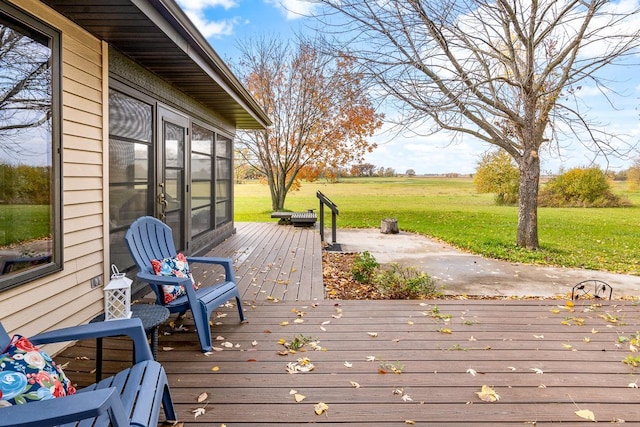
[[0, 163, 50, 204]]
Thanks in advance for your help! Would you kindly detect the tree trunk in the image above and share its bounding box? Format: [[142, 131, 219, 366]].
[[516, 149, 540, 249]]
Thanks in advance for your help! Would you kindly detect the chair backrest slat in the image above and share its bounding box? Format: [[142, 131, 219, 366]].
[[125, 216, 177, 273]]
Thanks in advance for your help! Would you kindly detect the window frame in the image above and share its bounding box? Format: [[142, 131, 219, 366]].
[[0, 3, 63, 292]]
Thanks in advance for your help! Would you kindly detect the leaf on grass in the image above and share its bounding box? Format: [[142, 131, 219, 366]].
[[197, 392, 208, 403], [476, 385, 500, 402], [575, 409, 596, 422], [314, 402, 329, 415]]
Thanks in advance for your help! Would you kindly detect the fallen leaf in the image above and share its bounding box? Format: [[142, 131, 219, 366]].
[[467, 368, 477, 376], [280, 321, 290, 326], [368, 332, 378, 338], [192, 406, 206, 419], [197, 392, 208, 403], [405, 421, 416, 425], [294, 318, 305, 324], [401, 394, 413, 402], [294, 393, 306, 402], [211, 366, 220, 372], [628, 382, 639, 388], [575, 409, 596, 422], [350, 381, 361, 388], [530, 368, 544, 374], [476, 385, 500, 402], [252, 340, 258, 346], [366, 356, 376, 362], [533, 334, 544, 339], [321, 320, 331, 325], [314, 402, 329, 415], [163, 346, 174, 351], [344, 361, 353, 368]]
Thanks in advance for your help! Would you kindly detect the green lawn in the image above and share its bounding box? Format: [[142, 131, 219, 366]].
[[235, 177, 640, 275], [0, 205, 51, 247]]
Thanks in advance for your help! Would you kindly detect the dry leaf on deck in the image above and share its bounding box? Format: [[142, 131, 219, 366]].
[[192, 406, 206, 419], [575, 409, 596, 421], [314, 402, 329, 415], [350, 381, 361, 388], [476, 385, 500, 402], [294, 393, 306, 403], [197, 392, 208, 403]]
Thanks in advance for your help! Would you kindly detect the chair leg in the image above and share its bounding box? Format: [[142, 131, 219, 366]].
[[236, 295, 246, 322], [192, 303, 213, 352], [162, 383, 177, 422]]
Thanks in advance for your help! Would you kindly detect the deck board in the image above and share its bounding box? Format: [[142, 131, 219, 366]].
[[56, 298, 640, 425]]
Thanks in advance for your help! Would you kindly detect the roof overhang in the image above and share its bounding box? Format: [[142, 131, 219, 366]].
[[41, 0, 270, 129]]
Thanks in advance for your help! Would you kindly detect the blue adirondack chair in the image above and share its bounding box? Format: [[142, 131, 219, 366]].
[[125, 216, 245, 352], [0, 318, 176, 426]]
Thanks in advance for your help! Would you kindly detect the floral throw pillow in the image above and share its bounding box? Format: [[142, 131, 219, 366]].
[[0, 335, 76, 406], [151, 253, 198, 304]]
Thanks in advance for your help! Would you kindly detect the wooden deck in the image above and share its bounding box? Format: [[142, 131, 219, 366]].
[[58, 298, 640, 425], [52, 223, 640, 424], [191, 222, 324, 302]]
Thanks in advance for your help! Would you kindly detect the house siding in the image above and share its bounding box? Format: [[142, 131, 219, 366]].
[[0, 0, 107, 354]]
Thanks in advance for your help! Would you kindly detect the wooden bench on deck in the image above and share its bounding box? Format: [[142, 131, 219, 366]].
[[271, 210, 317, 227]]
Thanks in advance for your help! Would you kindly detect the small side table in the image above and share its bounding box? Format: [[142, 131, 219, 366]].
[[90, 304, 170, 381]]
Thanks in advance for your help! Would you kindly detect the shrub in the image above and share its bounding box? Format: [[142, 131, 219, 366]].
[[373, 263, 441, 299], [473, 149, 519, 205], [538, 167, 630, 207], [351, 251, 379, 283]]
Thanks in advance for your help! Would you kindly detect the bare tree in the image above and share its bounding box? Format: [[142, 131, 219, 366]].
[[234, 37, 382, 211], [0, 26, 52, 158], [311, 0, 640, 249]]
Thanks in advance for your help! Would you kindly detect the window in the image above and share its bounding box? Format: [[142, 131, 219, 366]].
[[108, 89, 153, 270], [215, 134, 232, 226], [0, 4, 61, 291], [191, 124, 214, 237]]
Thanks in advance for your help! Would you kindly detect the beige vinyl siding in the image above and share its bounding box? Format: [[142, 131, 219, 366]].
[[0, 0, 107, 353]]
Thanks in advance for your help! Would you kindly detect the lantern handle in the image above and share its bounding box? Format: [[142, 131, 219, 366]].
[[111, 264, 126, 280]]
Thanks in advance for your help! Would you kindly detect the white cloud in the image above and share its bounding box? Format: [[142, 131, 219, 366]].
[[176, 0, 239, 37], [265, 0, 318, 20]]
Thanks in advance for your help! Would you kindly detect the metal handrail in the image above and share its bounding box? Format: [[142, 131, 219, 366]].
[[317, 191, 339, 244]]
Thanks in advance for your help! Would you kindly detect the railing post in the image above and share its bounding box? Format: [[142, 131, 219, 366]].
[[319, 197, 325, 243]]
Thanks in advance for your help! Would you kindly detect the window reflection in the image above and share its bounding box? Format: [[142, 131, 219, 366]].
[[0, 9, 57, 285]]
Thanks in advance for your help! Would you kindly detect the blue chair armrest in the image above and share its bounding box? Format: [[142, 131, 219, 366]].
[[0, 387, 128, 427], [186, 256, 236, 282], [29, 318, 153, 363]]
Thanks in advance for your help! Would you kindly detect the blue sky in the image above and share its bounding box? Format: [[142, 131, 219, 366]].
[[176, 0, 640, 175]]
